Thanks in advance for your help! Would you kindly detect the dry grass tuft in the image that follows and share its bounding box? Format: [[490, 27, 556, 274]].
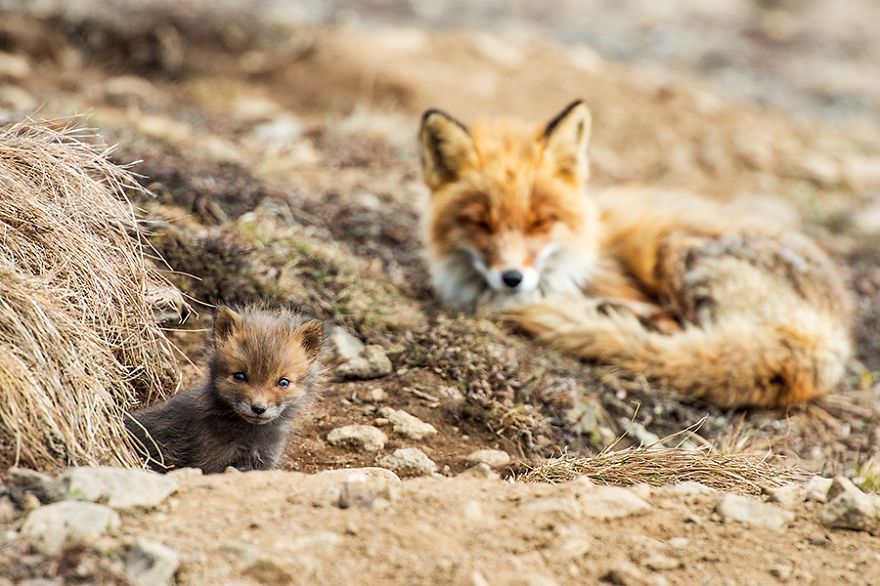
[[520, 422, 801, 493], [0, 119, 180, 470]]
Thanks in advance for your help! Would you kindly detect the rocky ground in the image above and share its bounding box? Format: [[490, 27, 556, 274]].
[[2, 465, 880, 585], [0, 0, 879, 583]]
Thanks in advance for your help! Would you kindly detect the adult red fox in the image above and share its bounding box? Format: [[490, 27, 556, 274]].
[[418, 100, 853, 408]]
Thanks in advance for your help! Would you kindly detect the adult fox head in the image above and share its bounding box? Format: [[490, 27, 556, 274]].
[[419, 100, 599, 310]]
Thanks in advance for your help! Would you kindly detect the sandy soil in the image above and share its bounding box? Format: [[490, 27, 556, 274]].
[[124, 470, 880, 586]]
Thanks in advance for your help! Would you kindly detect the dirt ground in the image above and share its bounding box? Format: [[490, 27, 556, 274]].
[[0, 0, 879, 583], [83, 471, 880, 585]]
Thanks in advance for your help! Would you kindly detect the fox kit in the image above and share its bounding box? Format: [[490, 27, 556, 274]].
[[127, 306, 324, 473], [419, 100, 853, 408]]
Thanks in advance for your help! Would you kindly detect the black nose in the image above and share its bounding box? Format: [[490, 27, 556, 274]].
[[501, 270, 523, 288], [251, 404, 267, 415]]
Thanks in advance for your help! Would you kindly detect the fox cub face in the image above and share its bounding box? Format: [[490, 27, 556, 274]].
[[419, 100, 599, 310], [210, 306, 324, 424]]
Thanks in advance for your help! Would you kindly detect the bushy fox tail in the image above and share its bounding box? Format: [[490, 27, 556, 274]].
[[505, 300, 851, 408]]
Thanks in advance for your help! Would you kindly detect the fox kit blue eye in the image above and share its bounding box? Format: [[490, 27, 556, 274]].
[[233, 372, 247, 382], [278, 378, 290, 388]]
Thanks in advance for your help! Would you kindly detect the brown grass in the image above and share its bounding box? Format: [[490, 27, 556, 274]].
[[519, 445, 799, 494], [519, 422, 801, 493], [0, 119, 180, 470]]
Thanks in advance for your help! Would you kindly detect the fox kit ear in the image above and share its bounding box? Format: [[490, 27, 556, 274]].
[[542, 100, 591, 186], [294, 320, 324, 361], [213, 306, 242, 341], [419, 109, 477, 190]]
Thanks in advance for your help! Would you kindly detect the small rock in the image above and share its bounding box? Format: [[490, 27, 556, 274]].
[[329, 469, 398, 510], [0, 495, 17, 523], [818, 477, 880, 536], [465, 449, 510, 469], [7, 468, 63, 504], [666, 537, 689, 550], [436, 385, 465, 404], [58, 467, 177, 510], [842, 156, 880, 192], [457, 463, 499, 480], [602, 560, 653, 586], [806, 533, 831, 547], [0, 51, 31, 80], [251, 115, 303, 148], [462, 499, 483, 521], [377, 448, 437, 476], [378, 407, 437, 440], [564, 476, 595, 490], [241, 558, 293, 585], [231, 96, 284, 123], [565, 400, 599, 435], [0, 85, 36, 111], [136, 115, 192, 143], [21, 492, 41, 511], [166, 468, 203, 481], [628, 484, 653, 500], [659, 482, 715, 497], [619, 418, 661, 447], [770, 562, 794, 582], [225, 466, 241, 474], [643, 553, 682, 571], [580, 486, 652, 519], [327, 425, 387, 452], [104, 75, 162, 107], [716, 494, 794, 532], [126, 538, 180, 586], [22, 501, 120, 554], [789, 154, 840, 186], [557, 535, 592, 560], [803, 476, 834, 503], [364, 387, 387, 403], [853, 202, 880, 234], [336, 479, 376, 510], [523, 497, 582, 527], [767, 484, 804, 509], [315, 467, 401, 484], [329, 326, 365, 362], [337, 345, 393, 380]]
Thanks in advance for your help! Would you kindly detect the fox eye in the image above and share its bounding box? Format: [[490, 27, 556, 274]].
[[465, 217, 492, 233], [278, 378, 290, 388], [530, 215, 558, 230], [233, 372, 247, 382]]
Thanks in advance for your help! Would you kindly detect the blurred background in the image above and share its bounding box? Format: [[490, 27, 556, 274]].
[[277, 0, 880, 124]]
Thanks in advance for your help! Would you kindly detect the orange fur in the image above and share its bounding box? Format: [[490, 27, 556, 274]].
[[419, 101, 853, 408]]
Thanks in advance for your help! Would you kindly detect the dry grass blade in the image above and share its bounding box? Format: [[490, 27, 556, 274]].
[[0, 118, 180, 470], [519, 446, 799, 494]]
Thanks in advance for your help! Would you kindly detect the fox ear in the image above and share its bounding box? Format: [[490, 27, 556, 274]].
[[213, 306, 242, 341], [294, 320, 324, 361], [542, 100, 591, 186], [419, 109, 477, 190]]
